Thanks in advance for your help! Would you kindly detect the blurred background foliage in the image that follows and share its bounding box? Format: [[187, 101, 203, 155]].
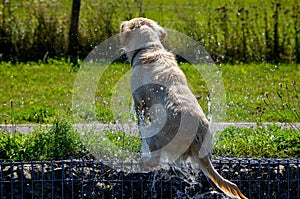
[[0, 0, 299, 63]]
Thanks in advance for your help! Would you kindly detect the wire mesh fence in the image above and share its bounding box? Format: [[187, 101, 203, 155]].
[[1, 158, 299, 199]]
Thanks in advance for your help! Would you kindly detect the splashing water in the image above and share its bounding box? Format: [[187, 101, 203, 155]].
[[147, 164, 231, 199], [207, 95, 213, 123], [190, 191, 231, 199]]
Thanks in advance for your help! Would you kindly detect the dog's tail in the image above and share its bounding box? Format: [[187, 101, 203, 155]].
[[199, 156, 248, 199]]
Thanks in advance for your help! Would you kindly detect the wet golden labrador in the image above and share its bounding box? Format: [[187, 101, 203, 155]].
[[120, 17, 247, 199]]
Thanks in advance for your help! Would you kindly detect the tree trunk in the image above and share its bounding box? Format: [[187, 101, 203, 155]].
[[68, 0, 81, 65]]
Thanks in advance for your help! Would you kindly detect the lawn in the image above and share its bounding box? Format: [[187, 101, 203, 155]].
[[0, 60, 299, 124], [0, 59, 77, 123]]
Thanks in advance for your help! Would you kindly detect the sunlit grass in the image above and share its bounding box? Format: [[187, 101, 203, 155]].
[[221, 63, 300, 122], [0, 59, 76, 123], [213, 125, 300, 158], [0, 61, 299, 123]]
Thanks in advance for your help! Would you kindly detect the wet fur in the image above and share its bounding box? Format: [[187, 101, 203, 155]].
[[120, 17, 247, 199]]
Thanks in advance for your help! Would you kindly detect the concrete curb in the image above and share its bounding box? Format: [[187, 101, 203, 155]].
[[1, 122, 299, 134]]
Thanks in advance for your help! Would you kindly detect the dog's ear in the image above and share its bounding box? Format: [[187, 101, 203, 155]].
[[159, 28, 166, 41], [149, 21, 166, 41], [140, 18, 166, 42], [120, 22, 130, 47], [153, 25, 166, 42], [120, 21, 127, 33]]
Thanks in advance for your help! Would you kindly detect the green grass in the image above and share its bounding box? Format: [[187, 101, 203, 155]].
[[80, 129, 142, 162], [0, 60, 300, 124], [1, 119, 298, 160], [213, 125, 300, 158], [221, 63, 300, 122], [0, 61, 299, 124], [0, 59, 76, 123]]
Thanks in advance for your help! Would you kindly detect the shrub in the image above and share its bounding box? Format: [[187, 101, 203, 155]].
[[0, 119, 142, 162], [25, 119, 89, 160], [0, 119, 90, 161], [0, 131, 26, 161]]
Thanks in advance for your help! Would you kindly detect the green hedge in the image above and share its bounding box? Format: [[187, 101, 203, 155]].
[[0, 0, 299, 63], [0, 119, 89, 161]]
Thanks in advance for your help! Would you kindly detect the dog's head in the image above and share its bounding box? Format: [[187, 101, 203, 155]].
[[120, 18, 166, 52]]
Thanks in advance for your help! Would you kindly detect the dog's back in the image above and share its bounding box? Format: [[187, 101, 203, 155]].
[[121, 17, 247, 199]]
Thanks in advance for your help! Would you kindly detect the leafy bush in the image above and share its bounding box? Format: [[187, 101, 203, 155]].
[[0, 119, 142, 161], [0, 131, 26, 161], [213, 125, 300, 158], [0, 119, 90, 161], [25, 119, 90, 160]]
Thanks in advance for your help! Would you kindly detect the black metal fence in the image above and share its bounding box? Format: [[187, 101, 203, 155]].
[[1, 158, 299, 199]]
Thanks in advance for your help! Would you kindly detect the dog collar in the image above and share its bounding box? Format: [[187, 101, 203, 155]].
[[130, 44, 163, 67], [130, 48, 147, 67]]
